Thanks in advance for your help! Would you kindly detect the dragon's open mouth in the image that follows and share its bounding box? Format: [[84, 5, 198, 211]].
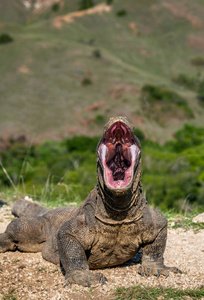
[[98, 121, 140, 190]]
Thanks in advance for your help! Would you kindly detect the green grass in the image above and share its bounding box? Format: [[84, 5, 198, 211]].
[[115, 285, 204, 300], [164, 210, 204, 231], [2, 289, 18, 300], [0, 0, 204, 142]]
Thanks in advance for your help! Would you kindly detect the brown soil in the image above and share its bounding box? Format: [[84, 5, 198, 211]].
[[188, 34, 204, 51], [0, 205, 204, 300], [162, 2, 203, 28], [52, 3, 112, 29], [128, 22, 139, 36]]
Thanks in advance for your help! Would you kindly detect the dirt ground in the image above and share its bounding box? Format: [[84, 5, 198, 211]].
[[0, 204, 204, 300]]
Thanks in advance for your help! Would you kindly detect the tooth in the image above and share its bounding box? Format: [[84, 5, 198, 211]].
[[130, 145, 139, 163], [99, 144, 107, 164]]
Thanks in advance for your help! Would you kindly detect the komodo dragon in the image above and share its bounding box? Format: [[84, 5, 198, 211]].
[[0, 116, 181, 287]]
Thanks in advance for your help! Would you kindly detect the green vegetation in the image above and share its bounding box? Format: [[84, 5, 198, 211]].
[[95, 114, 105, 123], [191, 56, 204, 67], [0, 33, 13, 44], [172, 73, 199, 90], [173, 73, 204, 105], [198, 81, 204, 103], [81, 77, 92, 85], [0, 0, 204, 141], [37, 267, 46, 272], [78, 0, 94, 10], [0, 125, 204, 212], [141, 84, 194, 123], [106, 0, 113, 5], [116, 9, 127, 17], [51, 3, 60, 12], [115, 285, 204, 300], [2, 289, 18, 300], [164, 210, 204, 231], [0, 0, 204, 212]]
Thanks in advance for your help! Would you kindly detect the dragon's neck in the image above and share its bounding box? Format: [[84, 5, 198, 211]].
[[97, 160, 144, 220]]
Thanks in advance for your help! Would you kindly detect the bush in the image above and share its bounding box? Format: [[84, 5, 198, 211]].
[[106, 0, 113, 5], [134, 128, 145, 142], [141, 84, 194, 120], [116, 9, 127, 16], [191, 56, 204, 67], [172, 74, 198, 90], [52, 3, 60, 12], [0, 33, 13, 44], [141, 84, 186, 105], [79, 0, 94, 10], [197, 81, 204, 103], [81, 78, 92, 86], [64, 135, 98, 153], [95, 114, 105, 124], [1, 126, 204, 211], [172, 124, 204, 152], [92, 49, 101, 58]]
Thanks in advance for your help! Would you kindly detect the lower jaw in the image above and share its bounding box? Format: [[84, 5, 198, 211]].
[[103, 182, 135, 209], [105, 182, 132, 195]]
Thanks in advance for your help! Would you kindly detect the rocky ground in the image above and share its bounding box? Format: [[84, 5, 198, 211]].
[[0, 204, 204, 300]]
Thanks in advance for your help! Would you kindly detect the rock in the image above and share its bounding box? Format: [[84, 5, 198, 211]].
[[192, 212, 204, 223]]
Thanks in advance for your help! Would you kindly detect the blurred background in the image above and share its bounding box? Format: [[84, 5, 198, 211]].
[[0, 0, 204, 214]]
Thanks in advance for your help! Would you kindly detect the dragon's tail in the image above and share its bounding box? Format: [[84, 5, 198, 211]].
[[11, 199, 49, 218]]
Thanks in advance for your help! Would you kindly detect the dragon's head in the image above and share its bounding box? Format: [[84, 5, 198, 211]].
[[97, 116, 141, 196]]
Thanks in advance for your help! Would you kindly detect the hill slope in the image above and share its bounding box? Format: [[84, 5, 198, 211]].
[[0, 0, 204, 142]]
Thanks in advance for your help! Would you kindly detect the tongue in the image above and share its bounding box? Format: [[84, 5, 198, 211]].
[[115, 143, 122, 154]]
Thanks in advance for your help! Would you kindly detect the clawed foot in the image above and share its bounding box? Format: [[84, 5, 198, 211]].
[[64, 270, 108, 287], [139, 264, 182, 278]]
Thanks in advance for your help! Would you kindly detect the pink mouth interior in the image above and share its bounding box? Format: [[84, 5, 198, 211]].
[[98, 122, 140, 190]]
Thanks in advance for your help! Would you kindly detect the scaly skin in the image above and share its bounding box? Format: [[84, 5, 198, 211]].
[[0, 116, 181, 287]]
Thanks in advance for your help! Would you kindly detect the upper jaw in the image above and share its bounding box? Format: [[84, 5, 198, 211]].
[[97, 117, 141, 193]]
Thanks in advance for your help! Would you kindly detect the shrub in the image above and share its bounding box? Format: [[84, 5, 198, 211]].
[[197, 81, 204, 103], [172, 124, 204, 152], [79, 0, 94, 10], [116, 9, 127, 16], [92, 49, 101, 58], [81, 78, 92, 86], [134, 128, 145, 142], [64, 136, 98, 153], [191, 56, 204, 67], [141, 84, 194, 119], [141, 84, 186, 105], [106, 0, 113, 5], [95, 114, 105, 124], [52, 3, 60, 12], [0, 33, 13, 44], [172, 74, 197, 90], [1, 125, 204, 211]]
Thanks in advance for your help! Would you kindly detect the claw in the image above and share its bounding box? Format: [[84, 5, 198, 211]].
[[146, 268, 150, 278], [63, 280, 71, 288], [165, 271, 169, 278], [157, 270, 160, 279], [139, 266, 144, 277], [101, 278, 107, 285]]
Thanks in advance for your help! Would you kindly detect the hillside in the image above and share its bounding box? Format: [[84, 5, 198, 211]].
[[0, 0, 204, 143]]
